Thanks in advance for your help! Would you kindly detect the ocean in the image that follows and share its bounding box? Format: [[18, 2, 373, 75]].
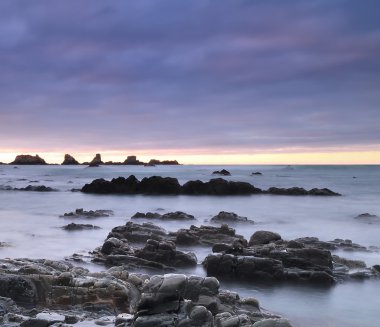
[[0, 164, 379, 327]]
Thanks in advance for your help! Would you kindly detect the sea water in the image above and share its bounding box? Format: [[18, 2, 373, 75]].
[[0, 164, 379, 327]]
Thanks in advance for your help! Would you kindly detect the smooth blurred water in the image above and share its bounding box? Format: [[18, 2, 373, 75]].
[[0, 164, 379, 327]]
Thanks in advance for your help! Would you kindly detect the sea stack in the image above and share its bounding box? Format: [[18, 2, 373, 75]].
[[10, 154, 47, 165], [88, 153, 103, 167], [61, 154, 79, 165], [124, 155, 144, 165]]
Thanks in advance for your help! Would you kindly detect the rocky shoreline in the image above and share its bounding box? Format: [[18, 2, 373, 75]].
[[1, 206, 379, 327]]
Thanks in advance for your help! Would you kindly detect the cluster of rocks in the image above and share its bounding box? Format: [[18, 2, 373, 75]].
[[94, 221, 380, 285], [0, 258, 290, 327], [61, 208, 113, 218], [81, 175, 340, 196]]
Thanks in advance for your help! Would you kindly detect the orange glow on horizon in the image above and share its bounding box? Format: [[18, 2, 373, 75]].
[[0, 149, 379, 165]]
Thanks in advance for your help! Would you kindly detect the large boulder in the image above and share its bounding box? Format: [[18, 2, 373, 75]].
[[124, 156, 144, 165], [10, 154, 46, 165], [137, 176, 181, 195], [212, 169, 231, 176], [61, 154, 79, 165], [249, 231, 282, 246], [131, 211, 195, 221]]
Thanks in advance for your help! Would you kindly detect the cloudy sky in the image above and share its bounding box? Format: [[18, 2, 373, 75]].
[[0, 0, 379, 163]]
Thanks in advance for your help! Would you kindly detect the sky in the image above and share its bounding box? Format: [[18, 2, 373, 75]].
[[0, 0, 379, 164]]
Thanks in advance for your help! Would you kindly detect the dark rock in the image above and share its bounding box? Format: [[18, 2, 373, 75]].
[[131, 212, 162, 219], [212, 169, 231, 176], [249, 231, 282, 246], [251, 172, 263, 175], [61, 208, 113, 218], [10, 155, 46, 165], [137, 176, 181, 195], [61, 154, 79, 165], [62, 223, 100, 231], [211, 211, 253, 224]]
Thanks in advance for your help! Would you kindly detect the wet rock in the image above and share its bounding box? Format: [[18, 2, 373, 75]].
[[131, 211, 195, 221], [212, 169, 231, 176], [137, 176, 181, 194], [174, 225, 247, 246], [61, 208, 113, 218], [354, 213, 379, 223], [10, 155, 46, 165], [249, 231, 282, 246], [135, 239, 197, 268], [61, 223, 100, 231], [211, 211, 254, 224], [61, 154, 79, 165], [253, 318, 293, 327], [251, 172, 263, 176]]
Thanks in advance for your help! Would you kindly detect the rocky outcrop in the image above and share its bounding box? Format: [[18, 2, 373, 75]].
[[212, 169, 231, 176], [61, 223, 100, 231], [131, 211, 195, 221], [61, 154, 79, 165], [211, 211, 254, 224], [81, 175, 340, 196], [88, 153, 103, 167], [61, 208, 113, 218], [10, 155, 46, 165], [206, 232, 379, 284]]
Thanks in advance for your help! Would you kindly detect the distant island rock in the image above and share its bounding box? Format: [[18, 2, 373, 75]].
[[148, 159, 179, 165], [124, 155, 144, 165], [61, 154, 79, 165], [10, 154, 46, 165], [81, 175, 341, 196], [88, 153, 103, 167]]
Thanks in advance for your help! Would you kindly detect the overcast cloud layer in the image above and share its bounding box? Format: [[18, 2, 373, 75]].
[[0, 0, 379, 155]]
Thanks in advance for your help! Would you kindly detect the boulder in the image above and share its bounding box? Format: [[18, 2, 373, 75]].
[[61, 154, 79, 165], [251, 172, 263, 176], [249, 231, 282, 246], [267, 187, 340, 196], [137, 176, 181, 195], [10, 155, 46, 165]]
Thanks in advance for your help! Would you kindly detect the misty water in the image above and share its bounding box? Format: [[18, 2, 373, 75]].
[[0, 164, 379, 327]]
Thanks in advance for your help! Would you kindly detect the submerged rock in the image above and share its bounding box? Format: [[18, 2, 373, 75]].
[[6, 185, 57, 192], [212, 169, 231, 176], [251, 172, 263, 176], [10, 154, 46, 165], [61, 154, 79, 165], [267, 187, 340, 196], [61, 223, 100, 231], [61, 208, 113, 218], [131, 211, 195, 221], [211, 211, 254, 224]]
